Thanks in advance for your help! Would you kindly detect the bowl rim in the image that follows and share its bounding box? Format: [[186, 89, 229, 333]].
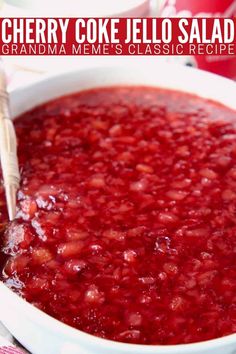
[[8, 62, 236, 118], [1, 281, 236, 353], [1, 62, 236, 353]]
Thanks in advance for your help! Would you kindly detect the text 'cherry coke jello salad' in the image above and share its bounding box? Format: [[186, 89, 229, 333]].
[[0, 87, 236, 345]]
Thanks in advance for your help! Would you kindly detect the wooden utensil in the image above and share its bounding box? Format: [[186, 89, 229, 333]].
[[0, 58, 20, 220]]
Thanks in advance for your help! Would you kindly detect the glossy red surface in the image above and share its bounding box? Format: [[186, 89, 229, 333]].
[[0, 87, 236, 344]]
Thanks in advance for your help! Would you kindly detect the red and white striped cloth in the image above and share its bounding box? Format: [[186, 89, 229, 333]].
[[0, 329, 27, 354], [0, 347, 26, 354]]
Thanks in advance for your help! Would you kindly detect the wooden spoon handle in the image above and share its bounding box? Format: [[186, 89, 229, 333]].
[[0, 59, 20, 220]]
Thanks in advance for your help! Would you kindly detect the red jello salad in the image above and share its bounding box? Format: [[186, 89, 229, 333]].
[[0, 87, 236, 345]]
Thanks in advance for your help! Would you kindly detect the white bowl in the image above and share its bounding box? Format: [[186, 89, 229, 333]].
[[0, 63, 236, 354], [4, 0, 150, 17]]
